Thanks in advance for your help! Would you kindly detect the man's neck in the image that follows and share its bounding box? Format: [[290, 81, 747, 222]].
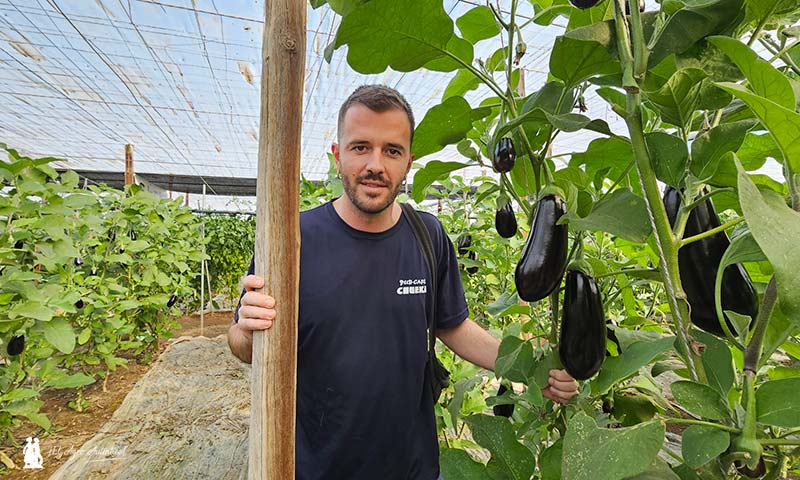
[[332, 197, 401, 233]]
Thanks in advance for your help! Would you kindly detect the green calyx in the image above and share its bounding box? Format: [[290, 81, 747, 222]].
[[730, 434, 763, 470], [567, 258, 594, 277], [538, 185, 566, 202]]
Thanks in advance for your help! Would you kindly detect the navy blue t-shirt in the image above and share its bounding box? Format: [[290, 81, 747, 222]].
[[235, 201, 468, 480]]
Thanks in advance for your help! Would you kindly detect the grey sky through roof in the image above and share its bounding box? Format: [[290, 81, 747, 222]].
[[0, 0, 784, 204]]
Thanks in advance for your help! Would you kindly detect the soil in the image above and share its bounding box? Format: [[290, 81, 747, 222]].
[[0, 311, 235, 479]]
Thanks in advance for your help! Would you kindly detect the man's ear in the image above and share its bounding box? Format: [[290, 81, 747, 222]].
[[332, 143, 341, 171], [405, 153, 414, 175]]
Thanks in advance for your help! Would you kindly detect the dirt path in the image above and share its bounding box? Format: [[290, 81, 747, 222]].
[[0, 311, 235, 479]]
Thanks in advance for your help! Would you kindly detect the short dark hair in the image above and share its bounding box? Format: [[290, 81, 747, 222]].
[[337, 85, 415, 145]]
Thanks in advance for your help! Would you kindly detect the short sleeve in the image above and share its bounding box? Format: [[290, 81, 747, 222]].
[[232, 256, 255, 323], [421, 214, 469, 330]]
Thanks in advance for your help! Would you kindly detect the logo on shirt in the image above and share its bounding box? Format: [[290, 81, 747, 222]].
[[397, 278, 427, 295]]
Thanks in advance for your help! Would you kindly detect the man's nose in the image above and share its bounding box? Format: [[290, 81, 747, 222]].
[[364, 149, 386, 173]]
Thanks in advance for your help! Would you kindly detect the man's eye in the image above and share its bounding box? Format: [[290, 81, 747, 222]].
[[388, 149, 401, 156], [353, 145, 367, 152]]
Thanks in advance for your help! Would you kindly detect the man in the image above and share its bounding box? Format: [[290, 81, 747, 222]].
[[228, 85, 578, 480]]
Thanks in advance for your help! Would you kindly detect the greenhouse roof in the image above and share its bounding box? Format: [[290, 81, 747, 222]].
[[0, 0, 784, 200]]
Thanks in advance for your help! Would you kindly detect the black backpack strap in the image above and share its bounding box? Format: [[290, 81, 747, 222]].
[[400, 203, 437, 355]]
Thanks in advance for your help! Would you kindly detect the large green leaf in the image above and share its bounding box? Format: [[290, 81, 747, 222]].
[[646, 131, 688, 188], [756, 378, 800, 427], [495, 336, 535, 384], [569, 137, 633, 185], [424, 36, 474, 72], [719, 83, 800, 174], [456, 6, 501, 44], [737, 159, 800, 319], [439, 448, 487, 479], [465, 414, 536, 480], [690, 120, 754, 180], [560, 188, 652, 243], [708, 36, 795, 110], [562, 412, 665, 480], [443, 69, 481, 101], [549, 35, 620, 87], [412, 96, 477, 159], [671, 381, 730, 420], [10, 301, 53, 322], [448, 376, 481, 426], [681, 425, 730, 468], [44, 371, 95, 389], [539, 438, 563, 480], [592, 337, 675, 395], [334, 0, 455, 73], [648, 0, 747, 67], [411, 161, 469, 202], [43, 317, 76, 354], [645, 68, 708, 128]]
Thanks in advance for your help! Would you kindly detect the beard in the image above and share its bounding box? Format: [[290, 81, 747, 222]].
[[340, 171, 403, 214]]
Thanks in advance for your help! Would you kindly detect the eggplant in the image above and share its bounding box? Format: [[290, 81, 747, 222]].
[[457, 235, 478, 275], [569, 0, 604, 9], [14, 240, 23, 250], [559, 269, 607, 380], [7, 335, 25, 356], [167, 295, 178, 308], [493, 384, 515, 418], [737, 458, 766, 478], [74, 257, 84, 267], [75, 299, 84, 310], [495, 203, 517, 238], [492, 138, 516, 173], [515, 195, 568, 302], [663, 187, 758, 336]]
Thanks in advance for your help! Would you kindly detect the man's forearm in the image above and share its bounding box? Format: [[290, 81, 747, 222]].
[[437, 318, 500, 371], [228, 322, 253, 364]]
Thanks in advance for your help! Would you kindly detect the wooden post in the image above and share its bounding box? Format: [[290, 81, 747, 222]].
[[250, 1, 305, 479], [124, 144, 134, 185]]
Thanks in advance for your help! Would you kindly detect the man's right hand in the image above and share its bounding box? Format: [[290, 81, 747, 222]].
[[235, 275, 277, 338]]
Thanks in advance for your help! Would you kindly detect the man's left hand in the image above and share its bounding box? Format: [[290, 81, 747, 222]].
[[542, 369, 579, 404]]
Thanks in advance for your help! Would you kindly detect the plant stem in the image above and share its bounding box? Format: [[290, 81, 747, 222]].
[[664, 418, 741, 433], [627, 0, 648, 77], [683, 187, 734, 213], [506, 0, 517, 100], [502, 174, 532, 218], [549, 288, 560, 346], [598, 160, 635, 203], [747, 4, 777, 47], [760, 439, 800, 446], [613, 0, 702, 382], [751, 277, 778, 370], [594, 267, 658, 279], [680, 217, 744, 248]]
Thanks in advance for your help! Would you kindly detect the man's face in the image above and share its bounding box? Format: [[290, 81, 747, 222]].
[[332, 104, 413, 215]]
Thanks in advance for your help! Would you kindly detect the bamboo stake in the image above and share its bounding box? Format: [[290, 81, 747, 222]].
[[124, 144, 134, 185], [249, 1, 305, 478]]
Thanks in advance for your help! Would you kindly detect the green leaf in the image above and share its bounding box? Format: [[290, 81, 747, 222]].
[[495, 336, 535, 384], [736, 159, 800, 319], [648, 0, 747, 67], [412, 96, 476, 159], [549, 35, 620, 87], [45, 372, 95, 389], [411, 161, 469, 202], [719, 83, 800, 174], [456, 6, 501, 44], [707, 36, 795, 110], [645, 68, 708, 128], [539, 438, 563, 480], [690, 120, 754, 181], [0, 388, 39, 403], [626, 457, 682, 479], [681, 425, 730, 468], [694, 331, 734, 397], [439, 448, 487, 479], [592, 337, 675, 395], [11, 302, 53, 322], [334, 0, 454, 73], [424, 36, 474, 72], [24, 412, 51, 430], [562, 411, 665, 480], [646, 131, 688, 188], [736, 132, 780, 171], [126, 240, 150, 253], [486, 292, 522, 318], [671, 381, 730, 420], [560, 188, 652, 243], [43, 317, 76, 354], [756, 378, 800, 427], [448, 376, 481, 427], [443, 69, 481, 101], [569, 137, 633, 184], [465, 414, 536, 480]]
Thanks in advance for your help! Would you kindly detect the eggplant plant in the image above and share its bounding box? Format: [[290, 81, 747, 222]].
[[320, 0, 800, 477]]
